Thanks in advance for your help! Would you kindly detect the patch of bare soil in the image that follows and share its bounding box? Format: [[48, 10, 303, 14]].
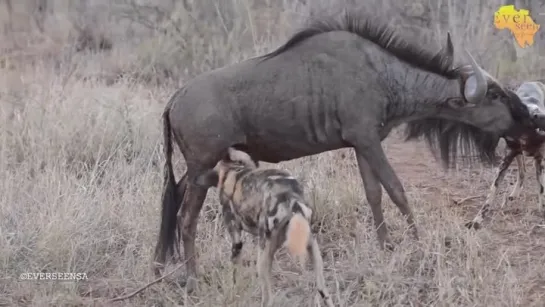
[[382, 132, 545, 306]]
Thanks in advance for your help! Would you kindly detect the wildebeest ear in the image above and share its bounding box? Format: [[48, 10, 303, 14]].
[[447, 97, 472, 109], [195, 169, 219, 187]]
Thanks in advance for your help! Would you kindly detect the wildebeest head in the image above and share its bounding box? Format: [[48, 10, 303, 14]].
[[195, 147, 257, 192], [440, 42, 531, 134], [404, 33, 531, 168]]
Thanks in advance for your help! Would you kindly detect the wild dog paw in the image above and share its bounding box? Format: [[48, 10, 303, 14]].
[[465, 220, 481, 230]]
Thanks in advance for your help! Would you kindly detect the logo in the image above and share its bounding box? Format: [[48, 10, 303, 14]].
[[19, 272, 88, 281], [494, 5, 541, 48]]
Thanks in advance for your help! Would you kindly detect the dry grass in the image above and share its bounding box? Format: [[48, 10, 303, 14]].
[[1, 0, 545, 306]]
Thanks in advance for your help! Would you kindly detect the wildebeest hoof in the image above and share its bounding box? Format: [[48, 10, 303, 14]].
[[465, 221, 481, 230], [178, 275, 198, 294], [383, 241, 395, 251], [152, 263, 164, 277], [242, 259, 256, 267]]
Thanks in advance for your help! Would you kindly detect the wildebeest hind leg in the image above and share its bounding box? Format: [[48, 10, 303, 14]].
[[466, 149, 517, 229], [174, 174, 188, 261], [354, 142, 418, 241], [178, 180, 209, 293], [355, 153, 393, 250]]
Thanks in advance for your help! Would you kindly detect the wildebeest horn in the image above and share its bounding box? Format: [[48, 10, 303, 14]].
[[463, 49, 487, 104], [227, 147, 256, 168], [444, 32, 453, 61]]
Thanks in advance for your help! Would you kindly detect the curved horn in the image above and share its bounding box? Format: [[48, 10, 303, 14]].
[[227, 147, 256, 168], [463, 49, 488, 104], [444, 32, 453, 60]]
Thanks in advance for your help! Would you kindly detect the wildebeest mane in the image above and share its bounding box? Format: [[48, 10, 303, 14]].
[[404, 119, 501, 169], [260, 10, 459, 79]]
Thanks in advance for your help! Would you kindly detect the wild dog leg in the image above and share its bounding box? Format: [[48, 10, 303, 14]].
[[257, 238, 275, 307], [222, 201, 244, 283], [466, 149, 518, 229], [308, 236, 334, 307], [508, 155, 525, 201], [535, 155, 545, 218]]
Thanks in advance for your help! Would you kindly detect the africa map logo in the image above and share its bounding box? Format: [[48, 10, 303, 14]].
[[494, 5, 541, 48]]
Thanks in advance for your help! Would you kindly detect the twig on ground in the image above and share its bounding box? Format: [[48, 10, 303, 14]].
[[452, 195, 481, 206], [108, 259, 190, 302]]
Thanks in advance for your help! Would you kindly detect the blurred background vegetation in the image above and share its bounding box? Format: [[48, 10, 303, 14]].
[[1, 0, 544, 87]]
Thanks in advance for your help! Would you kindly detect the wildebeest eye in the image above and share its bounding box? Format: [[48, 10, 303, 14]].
[[488, 91, 500, 100]]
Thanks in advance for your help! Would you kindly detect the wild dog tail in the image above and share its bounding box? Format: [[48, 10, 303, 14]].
[[286, 213, 311, 265]]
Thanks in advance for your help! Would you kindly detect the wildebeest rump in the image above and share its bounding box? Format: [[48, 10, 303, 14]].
[[153, 11, 534, 291]]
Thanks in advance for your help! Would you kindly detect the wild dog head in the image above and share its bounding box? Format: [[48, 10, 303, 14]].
[[195, 147, 257, 200]]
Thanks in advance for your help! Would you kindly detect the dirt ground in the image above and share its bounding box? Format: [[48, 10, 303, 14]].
[[379, 132, 545, 306], [2, 1, 545, 304]]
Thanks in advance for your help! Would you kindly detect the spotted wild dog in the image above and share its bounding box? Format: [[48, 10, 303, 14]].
[[195, 147, 334, 307], [467, 81, 545, 229]]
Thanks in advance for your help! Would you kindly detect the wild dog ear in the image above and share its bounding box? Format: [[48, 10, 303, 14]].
[[195, 169, 219, 188], [228, 147, 256, 168]]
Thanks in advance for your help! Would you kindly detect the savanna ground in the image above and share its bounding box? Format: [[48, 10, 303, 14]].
[[1, 0, 545, 306]]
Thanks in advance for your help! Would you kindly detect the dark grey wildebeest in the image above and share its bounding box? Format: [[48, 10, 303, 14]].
[[467, 81, 545, 229], [153, 11, 534, 291], [195, 147, 334, 307]]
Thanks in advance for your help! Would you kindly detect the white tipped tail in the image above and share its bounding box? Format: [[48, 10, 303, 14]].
[[285, 213, 311, 265]]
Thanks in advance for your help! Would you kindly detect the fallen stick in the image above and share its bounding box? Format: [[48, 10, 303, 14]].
[[452, 195, 481, 205], [109, 259, 190, 302]]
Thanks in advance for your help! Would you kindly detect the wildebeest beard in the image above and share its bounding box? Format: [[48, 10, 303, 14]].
[[404, 90, 533, 169]]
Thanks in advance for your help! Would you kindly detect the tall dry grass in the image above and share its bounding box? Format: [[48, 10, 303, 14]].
[[1, 0, 545, 306]]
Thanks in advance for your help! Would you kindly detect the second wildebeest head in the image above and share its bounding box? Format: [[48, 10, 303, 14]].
[[515, 81, 545, 127]]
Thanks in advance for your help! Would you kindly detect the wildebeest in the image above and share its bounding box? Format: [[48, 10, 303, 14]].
[[195, 147, 334, 307], [153, 11, 534, 291], [467, 81, 545, 229]]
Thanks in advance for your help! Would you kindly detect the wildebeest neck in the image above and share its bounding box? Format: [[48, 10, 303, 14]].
[[380, 70, 460, 137]]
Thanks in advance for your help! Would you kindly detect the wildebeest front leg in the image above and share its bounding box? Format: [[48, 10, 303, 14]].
[[308, 236, 334, 307], [354, 142, 418, 241], [355, 153, 393, 250], [534, 156, 545, 218], [508, 155, 525, 201], [466, 149, 518, 229], [178, 181, 208, 293]]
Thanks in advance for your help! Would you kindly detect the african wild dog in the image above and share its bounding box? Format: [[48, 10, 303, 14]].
[[195, 147, 334, 307], [467, 81, 545, 229]]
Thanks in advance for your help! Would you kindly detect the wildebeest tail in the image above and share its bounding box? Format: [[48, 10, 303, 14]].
[[154, 107, 183, 267], [285, 213, 310, 265]]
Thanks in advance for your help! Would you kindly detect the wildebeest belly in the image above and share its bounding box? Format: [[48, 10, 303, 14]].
[[245, 133, 347, 163], [241, 97, 347, 163]]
